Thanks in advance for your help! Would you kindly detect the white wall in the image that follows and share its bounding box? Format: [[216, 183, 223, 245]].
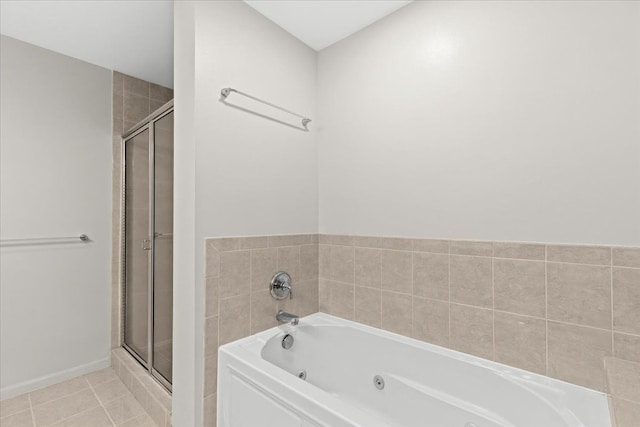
[[173, 1, 317, 424], [173, 0, 639, 423], [0, 1, 174, 88], [0, 36, 112, 398], [194, 2, 317, 238], [318, 0, 640, 245], [173, 1, 198, 425]]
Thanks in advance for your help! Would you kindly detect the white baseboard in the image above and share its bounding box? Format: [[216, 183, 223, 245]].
[[0, 357, 111, 400]]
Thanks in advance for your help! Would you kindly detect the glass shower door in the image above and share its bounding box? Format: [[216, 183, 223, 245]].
[[124, 128, 151, 363], [152, 111, 173, 384], [122, 102, 173, 391]]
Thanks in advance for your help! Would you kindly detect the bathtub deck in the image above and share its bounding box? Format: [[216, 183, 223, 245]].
[[0, 368, 157, 427]]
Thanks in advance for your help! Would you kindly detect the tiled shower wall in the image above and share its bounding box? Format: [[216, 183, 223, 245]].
[[109, 72, 174, 425], [202, 235, 319, 427], [111, 71, 173, 349], [111, 348, 172, 427], [318, 235, 640, 393]]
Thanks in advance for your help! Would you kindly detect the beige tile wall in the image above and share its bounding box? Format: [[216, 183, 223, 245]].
[[606, 357, 640, 427], [318, 235, 640, 394], [111, 348, 172, 427], [201, 233, 638, 425], [111, 71, 173, 349], [202, 234, 319, 426]]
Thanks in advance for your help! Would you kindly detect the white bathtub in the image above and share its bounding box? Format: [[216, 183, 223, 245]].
[[217, 313, 611, 427]]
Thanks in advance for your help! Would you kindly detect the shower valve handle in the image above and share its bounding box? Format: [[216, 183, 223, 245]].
[[270, 271, 293, 300]]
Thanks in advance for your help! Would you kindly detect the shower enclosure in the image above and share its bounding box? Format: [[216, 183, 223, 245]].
[[121, 101, 173, 391]]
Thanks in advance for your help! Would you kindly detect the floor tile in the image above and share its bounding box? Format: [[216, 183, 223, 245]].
[[29, 378, 89, 407], [50, 407, 113, 427], [32, 389, 99, 426], [0, 409, 34, 427], [117, 414, 158, 427], [103, 395, 145, 425], [85, 369, 119, 388], [1, 367, 162, 427], [0, 394, 31, 419], [92, 380, 129, 405]]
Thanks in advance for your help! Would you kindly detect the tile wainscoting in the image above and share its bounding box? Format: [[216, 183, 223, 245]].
[[202, 234, 319, 426], [318, 235, 640, 391], [202, 233, 639, 426], [318, 235, 640, 427]]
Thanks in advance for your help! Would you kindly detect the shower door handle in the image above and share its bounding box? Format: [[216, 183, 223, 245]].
[[142, 239, 152, 250]]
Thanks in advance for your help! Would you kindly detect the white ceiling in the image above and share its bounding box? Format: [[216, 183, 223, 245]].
[[0, 0, 411, 88], [245, 0, 412, 51], [0, 0, 174, 88]]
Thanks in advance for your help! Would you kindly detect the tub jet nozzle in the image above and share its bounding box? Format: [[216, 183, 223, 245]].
[[373, 375, 385, 390]]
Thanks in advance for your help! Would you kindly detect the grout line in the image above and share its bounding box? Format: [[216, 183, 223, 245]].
[[448, 301, 613, 332], [377, 248, 382, 326], [411, 251, 415, 338], [325, 236, 638, 266], [609, 265, 640, 271], [28, 382, 92, 409], [119, 76, 124, 129], [545, 259, 616, 268], [321, 233, 639, 249], [545, 244, 549, 376], [71, 376, 115, 426], [448, 301, 494, 313], [453, 253, 615, 267], [27, 394, 36, 427], [610, 247, 614, 358], [353, 246, 356, 321], [613, 330, 640, 339], [298, 245, 302, 289], [213, 246, 220, 407], [329, 240, 638, 268], [82, 378, 116, 426], [491, 256, 495, 361], [249, 249, 255, 334], [448, 243, 451, 344], [49, 406, 107, 427]]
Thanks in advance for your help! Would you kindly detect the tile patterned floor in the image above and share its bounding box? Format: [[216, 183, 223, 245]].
[[0, 369, 158, 427]]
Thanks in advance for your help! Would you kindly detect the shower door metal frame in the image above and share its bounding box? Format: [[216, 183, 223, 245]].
[[121, 100, 173, 393]]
